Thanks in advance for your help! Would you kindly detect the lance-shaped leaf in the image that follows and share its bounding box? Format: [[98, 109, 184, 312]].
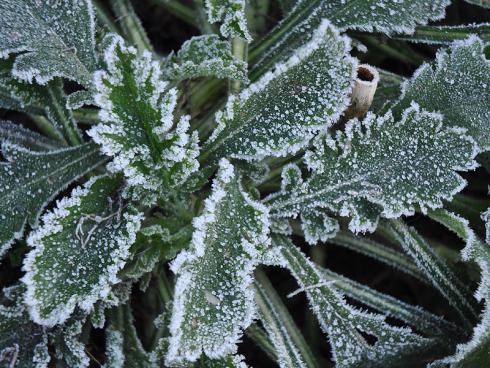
[[0, 122, 59, 151], [22, 175, 143, 327], [380, 219, 479, 329], [104, 305, 151, 368], [427, 209, 490, 367], [252, 0, 449, 72], [265, 104, 478, 233], [393, 36, 490, 151], [205, 0, 251, 41], [88, 34, 199, 206], [0, 59, 81, 143], [0, 0, 97, 87], [393, 24, 490, 45], [165, 35, 247, 81], [255, 280, 310, 368], [0, 140, 106, 259], [464, 0, 490, 8], [273, 235, 436, 367], [0, 284, 50, 368], [203, 20, 356, 162], [166, 159, 270, 364]]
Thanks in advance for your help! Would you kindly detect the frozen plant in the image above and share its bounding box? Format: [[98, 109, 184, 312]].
[[0, 0, 489, 367]]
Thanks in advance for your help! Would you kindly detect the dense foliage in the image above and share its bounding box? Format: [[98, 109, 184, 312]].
[[0, 0, 489, 367]]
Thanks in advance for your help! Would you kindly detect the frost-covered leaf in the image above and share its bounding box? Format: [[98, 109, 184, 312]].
[[427, 209, 490, 367], [0, 141, 106, 259], [253, 0, 449, 72], [381, 219, 478, 329], [195, 355, 248, 367], [203, 20, 355, 162], [0, 284, 50, 368], [265, 104, 478, 233], [88, 34, 199, 206], [394, 24, 490, 45], [371, 69, 405, 113], [393, 36, 490, 151], [0, 122, 59, 151], [123, 218, 193, 281], [165, 35, 247, 81], [255, 280, 309, 368], [166, 159, 270, 364], [0, 58, 81, 142], [52, 316, 90, 368], [465, 0, 490, 8], [22, 175, 143, 327], [205, 0, 251, 41], [105, 305, 151, 368], [0, 0, 98, 87], [300, 208, 339, 245], [273, 235, 436, 367]]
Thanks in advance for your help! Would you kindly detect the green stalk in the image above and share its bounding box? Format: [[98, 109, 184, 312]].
[[153, 0, 200, 29], [230, 37, 248, 93], [92, 0, 120, 33], [111, 0, 154, 52], [73, 108, 100, 124]]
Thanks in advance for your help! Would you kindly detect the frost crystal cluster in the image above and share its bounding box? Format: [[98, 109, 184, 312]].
[[0, 0, 489, 367]]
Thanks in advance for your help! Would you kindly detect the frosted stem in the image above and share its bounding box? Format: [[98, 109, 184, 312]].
[[343, 64, 379, 120], [230, 37, 247, 93]]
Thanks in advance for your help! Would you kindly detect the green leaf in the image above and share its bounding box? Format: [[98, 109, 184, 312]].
[[273, 235, 436, 367], [393, 24, 490, 45], [22, 175, 143, 327], [0, 0, 98, 87], [464, 0, 490, 8], [392, 36, 490, 151], [300, 208, 339, 245], [0, 140, 106, 259], [371, 69, 405, 113], [380, 219, 478, 329], [105, 305, 151, 368], [205, 0, 251, 41], [0, 284, 50, 368], [265, 104, 478, 233], [0, 122, 59, 151], [427, 209, 490, 367], [251, 0, 449, 73], [255, 279, 313, 368], [165, 35, 247, 81], [203, 20, 356, 162], [51, 316, 90, 368], [195, 355, 249, 367], [166, 159, 270, 364], [88, 33, 199, 206]]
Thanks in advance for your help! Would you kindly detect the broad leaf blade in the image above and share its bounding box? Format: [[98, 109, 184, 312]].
[[0, 141, 106, 259], [89, 34, 199, 206], [0, 284, 50, 368], [0, 0, 98, 87], [393, 36, 490, 151], [0, 122, 59, 151], [165, 35, 247, 81], [252, 0, 450, 72], [22, 175, 143, 327], [166, 159, 270, 364], [203, 20, 356, 162], [266, 105, 478, 233], [464, 0, 490, 8]]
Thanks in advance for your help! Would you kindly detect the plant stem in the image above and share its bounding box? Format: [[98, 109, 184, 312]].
[[230, 37, 247, 93], [73, 108, 100, 124], [153, 0, 200, 29], [92, 0, 120, 33], [111, 0, 154, 52]]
